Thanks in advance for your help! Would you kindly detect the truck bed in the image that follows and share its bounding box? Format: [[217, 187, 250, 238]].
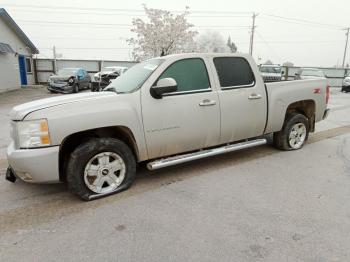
[[264, 79, 328, 134]]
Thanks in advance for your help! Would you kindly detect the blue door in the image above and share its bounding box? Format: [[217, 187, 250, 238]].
[[18, 55, 27, 85]]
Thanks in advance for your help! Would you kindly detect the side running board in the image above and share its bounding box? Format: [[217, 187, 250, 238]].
[[147, 138, 267, 171]]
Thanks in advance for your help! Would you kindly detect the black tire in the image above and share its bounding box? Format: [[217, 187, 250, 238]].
[[66, 138, 136, 201], [273, 113, 309, 151], [73, 84, 79, 93]]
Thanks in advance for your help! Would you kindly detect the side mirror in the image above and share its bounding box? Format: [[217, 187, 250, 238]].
[[150, 78, 178, 99], [281, 71, 285, 75]]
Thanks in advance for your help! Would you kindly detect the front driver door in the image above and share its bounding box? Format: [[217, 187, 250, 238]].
[[141, 57, 221, 159]]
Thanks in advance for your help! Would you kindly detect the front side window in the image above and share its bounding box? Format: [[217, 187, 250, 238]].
[[159, 58, 211, 93], [214, 57, 255, 88]]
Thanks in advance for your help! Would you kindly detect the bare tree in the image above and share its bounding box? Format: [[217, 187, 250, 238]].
[[283, 61, 294, 67], [196, 30, 229, 53], [227, 36, 237, 53], [128, 5, 198, 61]]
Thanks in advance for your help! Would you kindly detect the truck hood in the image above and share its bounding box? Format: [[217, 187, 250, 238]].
[[49, 75, 74, 82], [10, 92, 116, 120]]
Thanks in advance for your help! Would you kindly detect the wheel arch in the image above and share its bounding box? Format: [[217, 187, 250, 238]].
[[59, 126, 139, 182], [285, 99, 316, 132]]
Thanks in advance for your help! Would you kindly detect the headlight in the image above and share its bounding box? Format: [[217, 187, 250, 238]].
[[15, 119, 51, 149]]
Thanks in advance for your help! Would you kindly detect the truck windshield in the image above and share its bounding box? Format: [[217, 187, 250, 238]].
[[260, 66, 281, 73], [104, 59, 164, 93]]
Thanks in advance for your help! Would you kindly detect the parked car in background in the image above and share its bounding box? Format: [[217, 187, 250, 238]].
[[259, 64, 283, 82], [6, 53, 330, 201], [48, 68, 91, 94], [342, 72, 350, 92], [295, 68, 326, 80], [92, 66, 129, 91]]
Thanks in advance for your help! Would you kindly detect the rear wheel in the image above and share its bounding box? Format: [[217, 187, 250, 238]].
[[273, 113, 309, 151], [66, 138, 136, 200]]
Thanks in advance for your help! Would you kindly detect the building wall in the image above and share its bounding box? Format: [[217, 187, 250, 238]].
[[0, 18, 34, 92], [35, 59, 137, 84], [0, 52, 20, 92]]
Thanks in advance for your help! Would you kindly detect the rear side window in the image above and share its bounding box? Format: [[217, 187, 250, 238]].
[[213, 57, 255, 88], [159, 58, 210, 93]]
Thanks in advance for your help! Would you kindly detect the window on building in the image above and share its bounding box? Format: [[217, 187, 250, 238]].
[[158, 58, 211, 93], [25, 57, 32, 73], [213, 57, 255, 88]]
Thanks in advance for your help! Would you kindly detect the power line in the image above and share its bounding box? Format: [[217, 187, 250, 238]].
[[18, 19, 251, 30], [1, 3, 252, 15], [39, 47, 132, 50], [3, 3, 346, 30], [8, 8, 251, 18], [261, 13, 344, 29], [255, 30, 282, 61]]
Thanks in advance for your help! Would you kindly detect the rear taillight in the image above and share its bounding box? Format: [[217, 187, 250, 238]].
[[326, 85, 330, 104]]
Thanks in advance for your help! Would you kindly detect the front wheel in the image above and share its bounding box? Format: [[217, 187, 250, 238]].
[[273, 113, 309, 151], [72, 84, 79, 93], [66, 138, 136, 200]]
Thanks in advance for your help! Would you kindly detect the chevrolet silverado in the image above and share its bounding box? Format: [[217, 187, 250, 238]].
[[6, 53, 330, 200]]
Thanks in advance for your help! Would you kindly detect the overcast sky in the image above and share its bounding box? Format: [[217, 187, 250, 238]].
[[1, 0, 349, 67]]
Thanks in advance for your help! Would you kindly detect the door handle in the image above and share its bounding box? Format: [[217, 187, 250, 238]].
[[248, 94, 262, 100], [199, 99, 216, 106]]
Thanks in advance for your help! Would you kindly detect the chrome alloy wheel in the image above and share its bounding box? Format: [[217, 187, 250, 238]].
[[84, 152, 126, 194], [289, 123, 307, 149]]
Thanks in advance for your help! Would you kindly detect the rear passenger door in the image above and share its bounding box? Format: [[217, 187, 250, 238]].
[[141, 57, 221, 159], [212, 56, 267, 143]]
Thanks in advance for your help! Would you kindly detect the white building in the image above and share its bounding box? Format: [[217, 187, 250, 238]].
[[0, 8, 39, 92]]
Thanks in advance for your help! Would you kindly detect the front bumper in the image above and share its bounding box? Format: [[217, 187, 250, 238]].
[[48, 83, 74, 94], [6, 142, 60, 183]]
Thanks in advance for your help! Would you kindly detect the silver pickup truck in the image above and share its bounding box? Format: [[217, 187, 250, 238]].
[[6, 53, 330, 200]]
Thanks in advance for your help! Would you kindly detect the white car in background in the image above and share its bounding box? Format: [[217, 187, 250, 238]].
[[259, 64, 283, 82], [93, 66, 128, 82], [342, 72, 350, 92], [295, 68, 326, 80], [92, 66, 129, 91]]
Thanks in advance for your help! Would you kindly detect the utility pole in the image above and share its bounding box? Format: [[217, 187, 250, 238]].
[[249, 13, 258, 56], [53, 45, 57, 74], [342, 27, 350, 68]]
